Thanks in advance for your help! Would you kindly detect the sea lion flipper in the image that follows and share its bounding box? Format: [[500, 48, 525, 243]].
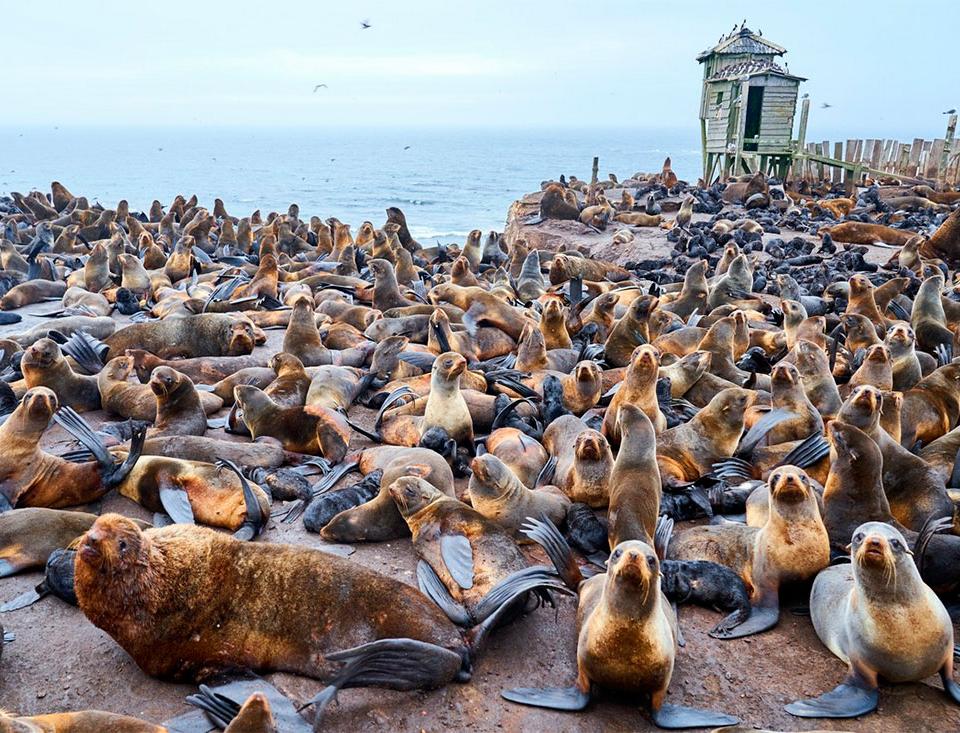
[[651, 702, 738, 729], [416, 560, 471, 626], [940, 668, 960, 705], [501, 685, 590, 711], [58, 331, 107, 375], [737, 408, 797, 456], [709, 604, 779, 640], [186, 684, 240, 729], [159, 482, 196, 526], [785, 682, 879, 718], [440, 535, 474, 590], [520, 515, 583, 589], [535, 456, 557, 488], [774, 432, 830, 469], [54, 406, 112, 465]]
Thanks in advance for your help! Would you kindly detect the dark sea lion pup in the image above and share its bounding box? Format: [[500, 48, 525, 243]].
[[786, 522, 960, 719], [504, 516, 738, 729]]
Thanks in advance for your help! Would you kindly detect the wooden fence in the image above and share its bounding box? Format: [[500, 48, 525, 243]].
[[790, 114, 959, 187]]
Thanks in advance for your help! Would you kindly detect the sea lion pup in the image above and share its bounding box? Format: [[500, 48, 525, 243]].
[[74, 513, 563, 718], [604, 295, 659, 368], [602, 345, 666, 448], [148, 366, 207, 437], [844, 342, 893, 393], [0, 389, 143, 509], [900, 361, 960, 448], [99, 356, 223, 421], [794, 338, 842, 419], [467, 454, 569, 538], [20, 337, 101, 411], [763, 362, 823, 444], [319, 447, 456, 543], [656, 387, 751, 487], [104, 314, 256, 360], [543, 416, 613, 508], [786, 522, 960, 719], [0, 508, 106, 577], [538, 298, 572, 350], [911, 273, 954, 362], [483, 427, 548, 488], [233, 385, 350, 463], [607, 404, 662, 549], [369, 258, 420, 310], [505, 519, 738, 728], [669, 466, 830, 638], [514, 249, 545, 302], [539, 183, 580, 220]]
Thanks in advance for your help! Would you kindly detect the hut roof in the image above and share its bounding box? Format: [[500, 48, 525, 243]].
[[707, 58, 806, 82], [696, 26, 786, 62]]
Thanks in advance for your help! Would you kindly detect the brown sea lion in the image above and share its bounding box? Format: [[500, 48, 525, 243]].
[[820, 222, 916, 246], [604, 295, 659, 367], [105, 314, 256, 360], [99, 356, 223, 421], [21, 338, 101, 412], [0, 709, 166, 732], [483, 427, 548, 489], [467, 454, 569, 538], [126, 350, 269, 385], [543, 416, 613, 508], [0, 508, 105, 577], [602, 345, 666, 447], [900, 361, 960, 448], [149, 366, 207, 437], [786, 522, 960, 719], [607, 404, 662, 549], [1, 279, 67, 310]]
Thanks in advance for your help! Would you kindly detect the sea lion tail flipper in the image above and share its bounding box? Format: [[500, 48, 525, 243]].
[[186, 684, 241, 729], [492, 396, 537, 431], [655, 376, 672, 406], [398, 351, 437, 372], [651, 703, 738, 729], [305, 639, 464, 724], [440, 534, 475, 590], [431, 319, 453, 354], [344, 417, 382, 444], [56, 331, 107, 375], [501, 685, 590, 711], [44, 548, 77, 606], [887, 299, 910, 321], [940, 668, 960, 706], [915, 515, 953, 577], [709, 603, 779, 640], [710, 457, 755, 482], [535, 456, 557, 488], [785, 682, 879, 718], [490, 375, 539, 400], [936, 342, 954, 367], [774, 432, 830, 469], [519, 515, 583, 589], [0, 582, 51, 613], [53, 406, 116, 469], [737, 408, 796, 456], [374, 386, 415, 430], [416, 560, 471, 626], [103, 421, 146, 489], [568, 276, 583, 306], [654, 515, 674, 561], [216, 459, 266, 540], [311, 459, 360, 496]]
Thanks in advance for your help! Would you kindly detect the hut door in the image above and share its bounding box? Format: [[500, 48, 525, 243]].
[[743, 86, 764, 151]]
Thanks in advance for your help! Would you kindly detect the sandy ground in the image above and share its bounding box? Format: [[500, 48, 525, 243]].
[[0, 214, 958, 732]]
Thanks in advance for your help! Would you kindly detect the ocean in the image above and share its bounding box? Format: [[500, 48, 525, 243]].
[[1, 126, 701, 241]]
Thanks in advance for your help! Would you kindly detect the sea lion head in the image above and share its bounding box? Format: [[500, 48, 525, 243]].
[[468, 454, 512, 498], [574, 360, 601, 387], [628, 294, 659, 321], [225, 319, 256, 355], [20, 386, 58, 425], [606, 539, 660, 611], [594, 292, 619, 315], [542, 298, 565, 322], [76, 513, 146, 575], [863, 343, 891, 367], [574, 429, 610, 463], [794, 339, 828, 374], [102, 355, 134, 381], [22, 338, 61, 370], [451, 256, 471, 281], [780, 299, 807, 326], [848, 274, 874, 299], [433, 352, 466, 382], [850, 522, 913, 586], [884, 323, 915, 353], [234, 384, 271, 418], [768, 466, 815, 505], [628, 344, 660, 380], [269, 352, 304, 377], [148, 366, 186, 398], [368, 258, 392, 282], [428, 283, 455, 306], [827, 421, 880, 473], [389, 475, 443, 518], [771, 362, 800, 391], [839, 385, 881, 429], [616, 403, 655, 444]]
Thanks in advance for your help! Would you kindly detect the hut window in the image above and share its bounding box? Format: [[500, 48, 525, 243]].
[[716, 91, 723, 106]]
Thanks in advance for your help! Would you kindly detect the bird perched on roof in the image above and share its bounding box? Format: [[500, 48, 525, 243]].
[[945, 109, 957, 115]]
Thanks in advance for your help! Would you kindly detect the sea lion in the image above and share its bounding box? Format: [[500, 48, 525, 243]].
[[0, 388, 142, 509], [0, 279, 67, 310], [0, 508, 102, 577], [73, 513, 564, 719], [99, 356, 223, 421], [0, 710, 166, 732], [483, 427, 548, 489], [602, 344, 666, 447], [604, 295, 659, 367], [149, 366, 208, 437], [105, 314, 256, 360], [467, 454, 569, 538], [542, 416, 614, 508], [786, 522, 960, 718], [668, 466, 830, 638], [900, 361, 960, 449], [21, 337, 101, 412], [126, 350, 269, 385], [607, 404, 662, 549], [234, 385, 350, 463], [504, 518, 737, 728], [820, 222, 916, 246], [540, 184, 580, 220]]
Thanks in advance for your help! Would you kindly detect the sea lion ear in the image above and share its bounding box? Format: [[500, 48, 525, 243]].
[[844, 543, 852, 553], [406, 464, 430, 479]]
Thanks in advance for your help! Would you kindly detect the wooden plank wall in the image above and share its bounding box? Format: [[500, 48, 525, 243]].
[[794, 133, 960, 186]]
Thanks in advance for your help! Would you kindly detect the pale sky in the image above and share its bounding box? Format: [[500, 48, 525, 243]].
[[4, 0, 957, 140]]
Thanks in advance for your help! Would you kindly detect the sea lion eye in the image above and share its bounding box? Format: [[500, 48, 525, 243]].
[[611, 549, 622, 562], [118, 540, 127, 553], [646, 556, 657, 568], [853, 532, 864, 543], [890, 539, 901, 550]]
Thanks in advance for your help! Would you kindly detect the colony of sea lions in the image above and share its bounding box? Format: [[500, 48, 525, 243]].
[[0, 170, 958, 729]]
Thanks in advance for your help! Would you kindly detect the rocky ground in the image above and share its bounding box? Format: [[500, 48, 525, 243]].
[[0, 198, 958, 732]]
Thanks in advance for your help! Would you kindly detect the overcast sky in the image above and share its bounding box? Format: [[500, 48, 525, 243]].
[[4, 0, 956, 139]]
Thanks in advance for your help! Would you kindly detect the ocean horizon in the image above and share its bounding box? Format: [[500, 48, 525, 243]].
[[3, 126, 702, 239]]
